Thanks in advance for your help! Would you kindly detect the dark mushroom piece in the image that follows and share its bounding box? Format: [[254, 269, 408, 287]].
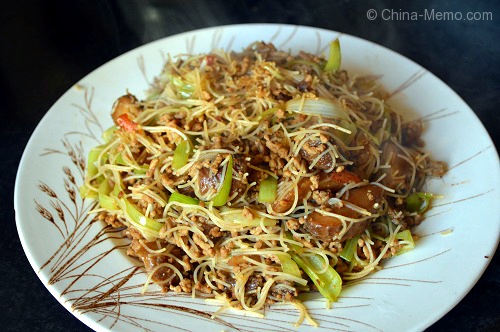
[[378, 141, 414, 193], [304, 184, 385, 241], [272, 170, 361, 213]]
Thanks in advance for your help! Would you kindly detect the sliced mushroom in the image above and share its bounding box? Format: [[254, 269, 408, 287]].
[[378, 141, 413, 192], [304, 184, 384, 240], [299, 139, 333, 170], [197, 154, 248, 201], [272, 170, 362, 213], [317, 170, 362, 191], [271, 178, 312, 213]]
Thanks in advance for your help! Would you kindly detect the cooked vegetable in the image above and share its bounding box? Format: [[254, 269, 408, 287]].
[[86, 146, 104, 178], [169, 74, 195, 98], [102, 125, 118, 142], [395, 230, 415, 255], [119, 198, 163, 239], [337, 119, 357, 145], [98, 179, 118, 210], [258, 176, 278, 203], [340, 235, 360, 262], [172, 139, 191, 171], [406, 192, 435, 213], [168, 192, 199, 205], [290, 252, 342, 302], [219, 207, 277, 227], [324, 39, 341, 72], [286, 97, 349, 121], [211, 155, 233, 206], [275, 253, 303, 279]]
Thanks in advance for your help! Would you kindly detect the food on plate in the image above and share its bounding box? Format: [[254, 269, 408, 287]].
[[81, 40, 446, 325]]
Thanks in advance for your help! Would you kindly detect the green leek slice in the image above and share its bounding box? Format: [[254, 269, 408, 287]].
[[339, 235, 360, 262], [406, 192, 436, 213], [212, 156, 233, 206], [98, 180, 118, 210], [79, 185, 98, 199], [115, 152, 126, 166], [168, 192, 199, 205], [290, 252, 342, 302], [102, 125, 118, 142], [169, 74, 195, 98], [172, 139, 191, 171], [259, 107, 279, 121], [337, 119, 357, 145], [258, 176, 278, 203], [134, 165, 150, 175], [395, 230, 415, 255], [86, 146, 104, 178], [99, 193, 119, 210], [286, 97, 349, 121], [219, 207, 277, 227], [121, 198, 163, 234], [324, 39, 341, 72], [285, 232, 341, 301], [275, 253, 302, 279]]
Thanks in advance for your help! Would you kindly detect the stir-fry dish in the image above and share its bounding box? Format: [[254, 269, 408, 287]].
[[81, 40, 446, 324]]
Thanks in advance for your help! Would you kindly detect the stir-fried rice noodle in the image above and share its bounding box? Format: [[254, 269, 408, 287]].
[[82, 41, 446, 325]]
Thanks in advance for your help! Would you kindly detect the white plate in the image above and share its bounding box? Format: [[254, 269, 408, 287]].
[[14, 24, 500, 332]]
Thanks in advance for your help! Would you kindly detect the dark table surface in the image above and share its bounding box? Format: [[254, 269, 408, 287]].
[[2, 0, 499, 331]]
